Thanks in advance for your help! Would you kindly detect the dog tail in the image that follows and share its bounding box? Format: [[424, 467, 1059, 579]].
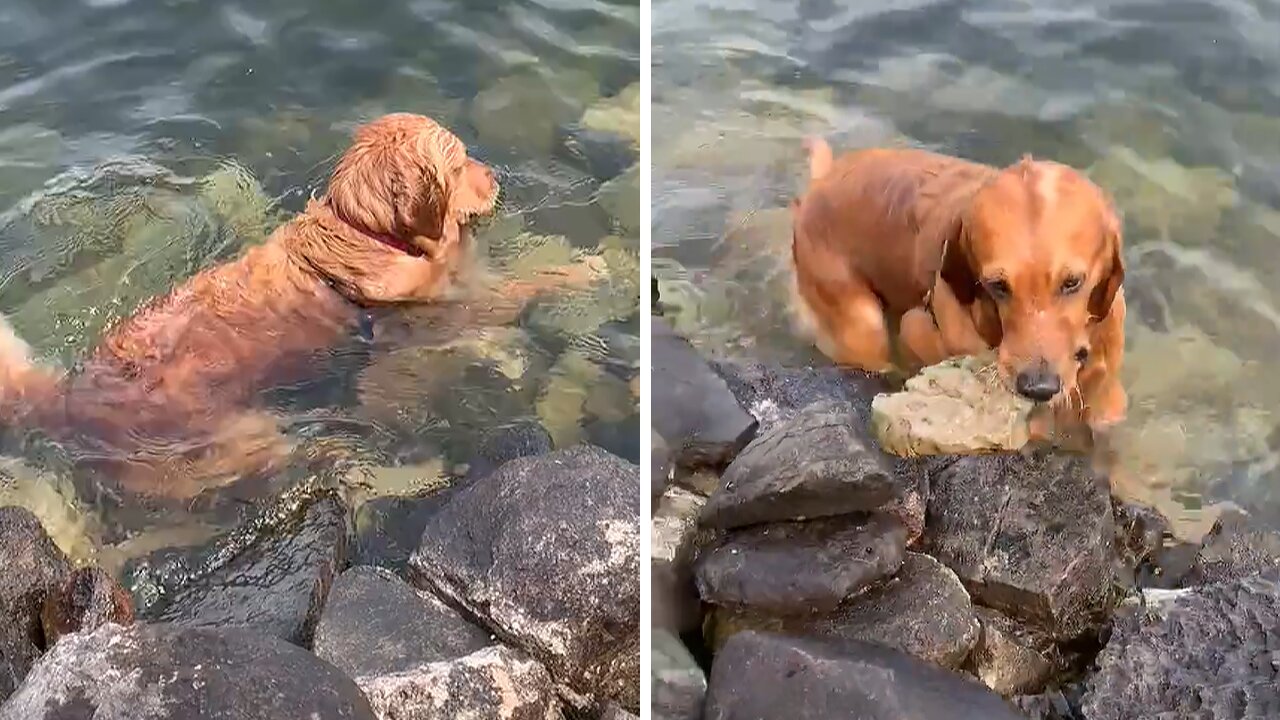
[[804, 136, 834, 182]]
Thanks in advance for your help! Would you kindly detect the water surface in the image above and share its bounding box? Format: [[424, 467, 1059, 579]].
[[653, 0, 1280, 539], [0, 0, 639, 568]]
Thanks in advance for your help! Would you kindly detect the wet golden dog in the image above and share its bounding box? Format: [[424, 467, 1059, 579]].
[[0, 113, 583, 500], [790, 140, 1127, 439]]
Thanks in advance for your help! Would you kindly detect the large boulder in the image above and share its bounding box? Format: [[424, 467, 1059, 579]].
[[0, 623, 376, 720], [313, 565, 492, 678], [1083, 574, 1280, 719], [700, 403, 900, 530], [408, 445, 639, 713], [704, 630, 1023, 720], [143, 494, 348, 647], [652, 318, 757, 472], [710, 553, 979, 669], [0, 507, 72, 702], [695, 513, 906, 615], [924, 452, 1119, 640]]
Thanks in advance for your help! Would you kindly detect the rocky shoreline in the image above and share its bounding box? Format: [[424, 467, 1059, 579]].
[[652, 313, 1280, 720], [0, 438, 640, 719]]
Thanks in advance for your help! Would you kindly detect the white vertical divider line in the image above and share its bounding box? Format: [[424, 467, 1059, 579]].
[[638, 0, 653, 715]]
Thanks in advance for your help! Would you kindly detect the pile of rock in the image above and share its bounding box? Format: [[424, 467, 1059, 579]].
[[1, 439, 640, 719], [652, 317, 1280, 720]]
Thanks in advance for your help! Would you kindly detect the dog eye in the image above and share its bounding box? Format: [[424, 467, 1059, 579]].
[[1059, 275, 1084, 296], [984, 278, 1011, 300]]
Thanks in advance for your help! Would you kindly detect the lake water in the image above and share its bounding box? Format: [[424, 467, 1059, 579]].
[[0, 0, 639, 571], [653, 0, 1280, 540]]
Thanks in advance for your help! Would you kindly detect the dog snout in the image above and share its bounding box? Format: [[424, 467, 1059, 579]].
[[1014, 361, 1062, 402]]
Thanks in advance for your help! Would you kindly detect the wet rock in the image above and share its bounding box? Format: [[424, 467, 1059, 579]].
[[652, 631, 705, 720], [145, 494, 348, 647], [924, 452, 1119, 640], [700, 402, 898, 530], [1083, 573, 1280, 719], [356, 645, 560, 720], [872, 356, 1033, 456], [353, 487, 459, 573], [968, 607, 1057, 697], [1183, 508, 1280, 586], [465, 420, 555, 482], [711, 553, 979, 669], [0, 506, 72, 701], [313, 565, 491, 678], [598, 163, 639, 237], [0, 623, 376, 720], [0, 456, 99, 565], [652, 486, 709, 634], [1113, 499, 1199, 589], [710, 361, 888, 433], [652, 318, 756, 473], [39, 567, 134, 646], [704, 630, 1024, 720], [408, 445, 640, 713], [695, 513, 906, 615]]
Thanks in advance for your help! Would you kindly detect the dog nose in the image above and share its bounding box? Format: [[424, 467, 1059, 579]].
[[1015, 363, 1062, 402]]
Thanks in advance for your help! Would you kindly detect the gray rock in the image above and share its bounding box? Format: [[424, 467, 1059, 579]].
[[599, 703, 641, 720], [465, 420, 555, 482], [353, 489, 459, 573], [652, 486, 709, 634], [1184, 509, 1280, 586], [652, 631, 705, 720], [408, 445, 639, 713], [700, 403, 899, 530], [704, 630, 1024, 720], [313, 565, 492, 678], [695, 513, 906, 615], [0, 623, 376, 720], [1083, 573, 1280, 719], [968, 607, 1057, 697], [0, 506, 72, 702], [356, 645, 560, 720], [711, 553, 979, 669], [146, 494, 348, 647], [652, 318, 757, 472], [651, 430, 672, 500], [1012, 689, 1085, 720], [924, 452, 1119, 640]]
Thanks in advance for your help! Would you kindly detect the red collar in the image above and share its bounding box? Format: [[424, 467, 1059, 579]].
[[365, 230, 424, 257]]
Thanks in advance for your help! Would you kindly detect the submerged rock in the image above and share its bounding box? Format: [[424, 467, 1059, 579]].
[[711, 553, 979, 670], [872, 356, 1032, 456], [700, 402, 898, 530], [695, 513, 906, 615], [652, 631, 706, 720], [1083, 573, 1280, 719], [0, 506, 73, 701], [313, 565, 491, 679], [408, 445, 640, 713], [356, 645, 560, 720], [704, 631, 1023, 720], [924, 452, 1119, 640], [0, 623, 376, 720], [580, 83, 640, 147], [652, 317, 757, 473]]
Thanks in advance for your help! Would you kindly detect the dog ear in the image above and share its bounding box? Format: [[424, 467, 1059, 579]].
[[1088, 203, 1125, 320], [939, 220, 980, 306], [398, 165, 449, 248]]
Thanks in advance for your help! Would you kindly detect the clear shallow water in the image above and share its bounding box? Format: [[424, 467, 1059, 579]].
[[653, 0, 1280, 540], [0, 0, 639, 568]]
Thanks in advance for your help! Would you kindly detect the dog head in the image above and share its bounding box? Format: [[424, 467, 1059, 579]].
[[325, 113, 498, 260], [938, 156, 1124, 404]]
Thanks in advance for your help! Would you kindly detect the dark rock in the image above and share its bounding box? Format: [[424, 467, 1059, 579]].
[[704, 630, 1024, 720], [408, 445, 639, 712], [709, 361, 889, 433], [652, 631, 706, 720], [1083, 573, 1280, 719], [695, 513, 906, 615], [652, 318, 757, 471], [652, 486, 709, 634], [0, 506, 72, 701], [0, 623, 376, 720], [711, 553, 979, 669], [355, 645, 561, 720], [313, 565, 492, 678], [700, 403, 899, 530], [1112, 499, 1199, 589], [1183, 508, 1280, 586], [652, 430, 672, 500], [465, 420, 555, 482], [353, 488, 459, 573], [1012, 688, 1086, 720], [924, 452, 1119, 640], [40, 567, 134, 646], [145, 494, 348, 647], [968, 607, 1057, 697]]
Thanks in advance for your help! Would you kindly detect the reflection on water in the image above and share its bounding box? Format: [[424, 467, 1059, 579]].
[[0, 0, 639, 566], [653, 0, 1280, 540]]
